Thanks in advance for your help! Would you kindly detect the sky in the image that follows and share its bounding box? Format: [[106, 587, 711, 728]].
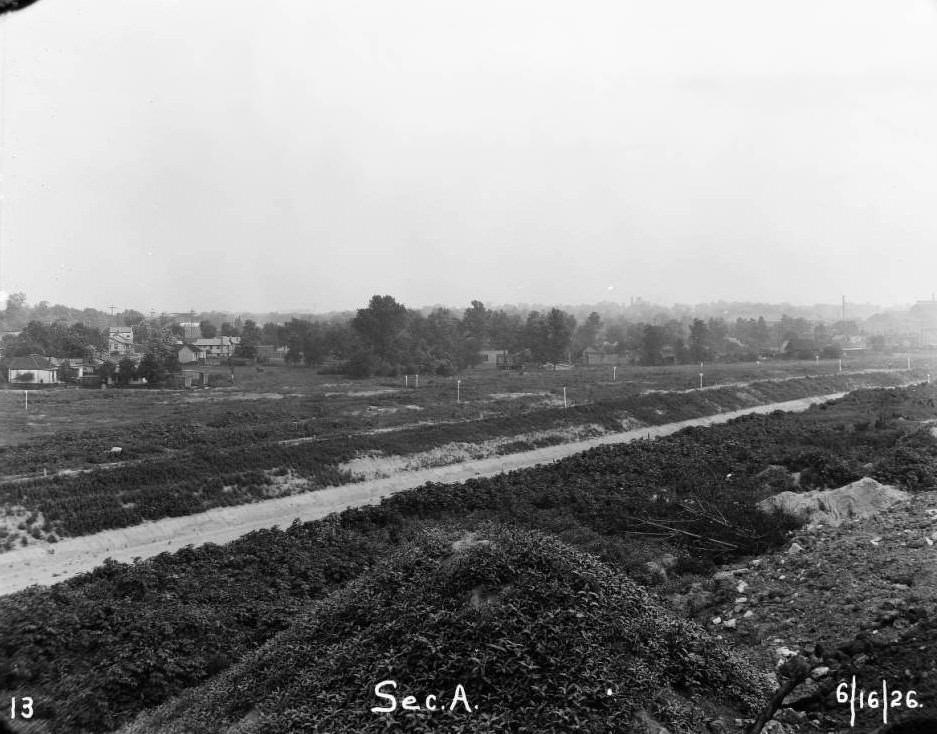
[[1, 0, 936, 315]]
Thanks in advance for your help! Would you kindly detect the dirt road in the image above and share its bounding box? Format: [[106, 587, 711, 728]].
[[0, 393, 844, 596]]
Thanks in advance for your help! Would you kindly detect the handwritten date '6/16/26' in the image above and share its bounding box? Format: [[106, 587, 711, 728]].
[[837, 678, 920, 727]]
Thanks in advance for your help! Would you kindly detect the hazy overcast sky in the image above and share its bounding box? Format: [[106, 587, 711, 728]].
[[1, 0, 936, 314]]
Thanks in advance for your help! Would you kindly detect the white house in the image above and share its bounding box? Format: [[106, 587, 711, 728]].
[[7, 355, 58, 384], [108, 327, 134, 355], [190, 336, 241, 360], [178, 344, 206, 364]]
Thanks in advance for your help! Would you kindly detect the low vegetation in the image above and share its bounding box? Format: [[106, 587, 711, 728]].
[[2, 383, 936, 732], [0, 371, 912, 544], [120, 525, 773, 734]]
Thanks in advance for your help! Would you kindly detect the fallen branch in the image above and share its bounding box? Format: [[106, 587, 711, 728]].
[[639, 518, 739, 549], [746, 656, 811, 734]]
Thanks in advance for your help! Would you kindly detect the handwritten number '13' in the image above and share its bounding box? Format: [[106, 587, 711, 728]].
[[10, 697, 34, 719]]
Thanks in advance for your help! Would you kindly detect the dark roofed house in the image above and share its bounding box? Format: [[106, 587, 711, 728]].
[[6, 355, 58, 384]]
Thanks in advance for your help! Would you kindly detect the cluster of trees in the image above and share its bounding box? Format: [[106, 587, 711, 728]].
[[264, 297, 598, 377], [216, 297, 865, 377], [1, 320, 106, 358]]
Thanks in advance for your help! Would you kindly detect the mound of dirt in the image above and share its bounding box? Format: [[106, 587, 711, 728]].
[[756, 477, 910, 527], [119, 525, 773, 734]]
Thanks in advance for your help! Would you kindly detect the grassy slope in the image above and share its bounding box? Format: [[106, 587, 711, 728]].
[[120, 525, 773, 734]]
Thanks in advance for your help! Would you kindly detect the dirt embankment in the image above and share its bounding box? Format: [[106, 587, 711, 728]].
[[688, 488, 937, 733], [0, 393, 844, 596]]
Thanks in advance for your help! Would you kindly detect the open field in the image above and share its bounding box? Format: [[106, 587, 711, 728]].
[[0, 353, 926, 449], [4, 382, 937, 733], [0, 365, 919, 548]]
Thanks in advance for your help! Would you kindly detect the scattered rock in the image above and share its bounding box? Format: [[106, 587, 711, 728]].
[[645, 553, 678, 582]]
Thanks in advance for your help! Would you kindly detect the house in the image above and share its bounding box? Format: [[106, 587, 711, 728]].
[[6, 355, 58, 384], [780, 337, 820, 360], [192, 336, 241, 361], [580, 346, 603, 366], [496, 352, 526, 370], [476, 349, 507, 369], [57, 357, 101, 382], [178, 344, 206, 365], [108, 327, 134, 355]]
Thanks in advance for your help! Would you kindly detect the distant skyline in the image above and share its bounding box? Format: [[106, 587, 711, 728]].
[[1, 1, 936, 313]]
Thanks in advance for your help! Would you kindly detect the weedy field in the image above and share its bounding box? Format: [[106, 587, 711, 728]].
[[3, 382, 937, 732], [0, 356, 920, 548], [0, 354, 918, 449]]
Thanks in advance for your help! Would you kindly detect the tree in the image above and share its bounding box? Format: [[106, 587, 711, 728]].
[[100, 361, 117, 385], [572, 312, 602, 354], [351, 295, 409, 363], [641, 325, 665, 366], [199, 321, 217, 339], [136, 353, 166, 386], [522, 308, 576, 362], [220, 322, 240, 338], [689, 319, 709, 363], [523, 311, 550, 362], [260, 322, 279, 346], [1, 292, 28, 330], [545, 308, 576, 362], [234, 320, 262, 360], [462, 301, 490, 343], [121, 310, 145, 327], [489, 310, 523, 352], [117, 358, 136, 385], [706, 317, 728, 356]]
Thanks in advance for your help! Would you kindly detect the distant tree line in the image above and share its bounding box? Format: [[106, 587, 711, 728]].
[[234, 296, 857, 377], [0, 292, 896, 383]]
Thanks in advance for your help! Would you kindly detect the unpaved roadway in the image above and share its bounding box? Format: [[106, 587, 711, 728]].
[[0, 393, 844, 595]]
